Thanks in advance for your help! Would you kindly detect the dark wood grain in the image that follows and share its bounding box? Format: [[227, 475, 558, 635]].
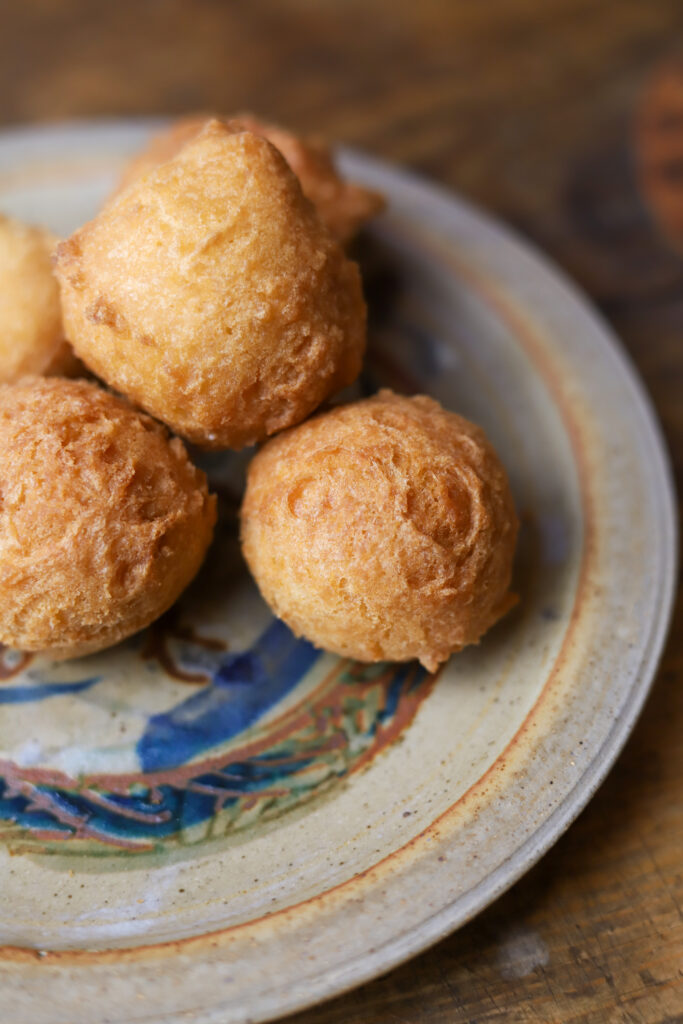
[[1, 2, 681, 1021]]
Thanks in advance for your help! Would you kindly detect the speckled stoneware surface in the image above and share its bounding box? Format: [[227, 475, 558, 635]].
[[0, 122, 676, 1024]]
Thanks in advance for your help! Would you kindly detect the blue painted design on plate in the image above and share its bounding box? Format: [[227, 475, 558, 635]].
[[137, 618, 319, 771], [0, 676, 100, 704]]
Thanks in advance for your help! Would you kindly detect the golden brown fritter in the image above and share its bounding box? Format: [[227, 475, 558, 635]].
[[56, 121, 367, 450], [0, 214, 80, 384], [114, 113, 385, 244], [241, 390, 518, 671], [0, 377, 216, 659]]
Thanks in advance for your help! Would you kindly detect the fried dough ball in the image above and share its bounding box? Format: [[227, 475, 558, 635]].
[[0, 377, 216, 659], [56, 121, 367, 450], [115, 113, 385, 244], [0, 214, 80, 384], [241, 391, 518, 671]]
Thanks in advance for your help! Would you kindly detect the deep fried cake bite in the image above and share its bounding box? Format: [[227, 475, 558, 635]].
[[56, 121, 367, 450], [0, 215, 80, 384], [241, 390, 518, 671], [114, 113, 385, 244], [0, 377, 216, 659]]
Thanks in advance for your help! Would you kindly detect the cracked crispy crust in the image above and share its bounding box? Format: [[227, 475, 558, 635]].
[[0, 377, 216, 659], [56, 121, 367, 450], [114, 113, 385, 244], [241, 390, 518, 671], [0, 215, 81, 384]]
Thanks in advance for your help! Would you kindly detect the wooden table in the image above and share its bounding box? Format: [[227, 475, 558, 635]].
[[1, 2, 681, 1021]]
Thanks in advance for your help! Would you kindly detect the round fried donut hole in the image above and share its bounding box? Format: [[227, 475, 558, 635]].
[[55, 121, 367, 450], [241, 390, 518, 671], [0, 377, 216, 659], [0, 214, 80, 384]]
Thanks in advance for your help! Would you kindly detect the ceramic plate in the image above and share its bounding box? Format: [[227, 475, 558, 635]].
[[0, 121, 676, 1024]]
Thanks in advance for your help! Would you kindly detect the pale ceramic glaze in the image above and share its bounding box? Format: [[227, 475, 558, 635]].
[[0, 121, 676, 1024]]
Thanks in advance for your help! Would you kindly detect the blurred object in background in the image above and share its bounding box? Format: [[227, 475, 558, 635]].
[[637, 55, 683, 252]]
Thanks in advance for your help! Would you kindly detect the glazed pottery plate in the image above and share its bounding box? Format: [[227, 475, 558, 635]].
[[0, 122, 676, 1024]]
